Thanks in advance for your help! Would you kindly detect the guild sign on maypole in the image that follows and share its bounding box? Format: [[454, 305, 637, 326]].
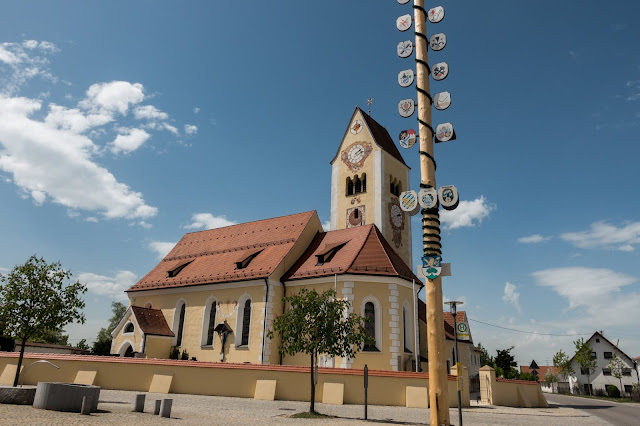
[[393, 1, 463, 424]]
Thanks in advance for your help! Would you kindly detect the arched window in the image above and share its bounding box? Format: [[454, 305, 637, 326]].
[[346, 178, 354, 196], [206, 301, 217, 346], [124, 322, 134, 334], [241, 300, 251, 346], [363, 302, 377, 351], [175, 302, 186, 347], [354, 176, 362, 194]]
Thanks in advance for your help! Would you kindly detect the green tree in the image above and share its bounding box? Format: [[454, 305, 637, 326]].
[[0, 255, 86, 386], [552, 349, 574, 381], [494, 346, 518, 379], [33, 327, 70, 346], [267, 289, 370, 413], [543, 368, 558, 384], [608, 353, 626, 397], [92, 301, 126, 355], [477, 343, 494, 367], [574, 338, 597, 395], [75, 338, 90, 352]]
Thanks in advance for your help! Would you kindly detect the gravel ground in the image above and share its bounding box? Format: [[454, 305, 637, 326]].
[[0, 389, 607, 425]]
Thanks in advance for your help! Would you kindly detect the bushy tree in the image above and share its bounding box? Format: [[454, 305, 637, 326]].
[[553, 349, 574, 381], [608, 353, 626, 397], [268, 289, 370, 413], [75, 339, 90, 352], [92, 301, 126, 355], [543, 368, 558, 384], [574, 338, 597, 395], [0, 255, 86, 386], [477, 343, 494, 367], [495, 346, 518, 379]]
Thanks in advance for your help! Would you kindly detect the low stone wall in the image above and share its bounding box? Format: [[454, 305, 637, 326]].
[[0, 386, 36, 405], [0, 352, 466, 408], [479, 366, 548, 407]]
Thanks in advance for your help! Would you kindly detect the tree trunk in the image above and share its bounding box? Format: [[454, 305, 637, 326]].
[[13, 337, 27, 387], [620, 378, 624, 398], [586, 374, 591, 395], [309, 352, 315, 413]]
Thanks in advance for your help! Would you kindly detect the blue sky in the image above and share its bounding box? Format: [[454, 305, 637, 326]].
[[0, 0, 639, 366]]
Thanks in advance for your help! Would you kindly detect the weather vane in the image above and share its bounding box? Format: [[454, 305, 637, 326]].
[[366, 97, 374, 115]]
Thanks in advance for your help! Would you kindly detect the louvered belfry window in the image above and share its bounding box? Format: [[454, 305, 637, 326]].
[[206, 301, 217, 346], [241, 300, 251, 346]]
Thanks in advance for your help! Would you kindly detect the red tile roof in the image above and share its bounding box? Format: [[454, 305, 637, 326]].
[[519, 365, 560, 382], [128, 211, 319, 292], [131, 306, 174, 337], [359, 107, 408, 167], [282, 224, 421, 283]]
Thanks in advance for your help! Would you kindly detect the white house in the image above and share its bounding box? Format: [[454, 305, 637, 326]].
[[568, 331, 639, 396]]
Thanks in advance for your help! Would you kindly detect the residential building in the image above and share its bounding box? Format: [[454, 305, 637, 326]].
[[519, 365, 565, 393]]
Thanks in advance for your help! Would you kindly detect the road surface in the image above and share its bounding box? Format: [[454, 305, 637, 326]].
[[546, 393, 640, 425]]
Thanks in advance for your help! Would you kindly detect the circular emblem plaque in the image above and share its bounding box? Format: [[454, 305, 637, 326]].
[[398, 99, 415, 118], [435, 122, 454, 142], [418, 187, 438, 209], [430, 33, 446, 51], [433, 92, 451, 111], [350, 119, 363, 134], [398, 69, 414, 87], [431, 62, 449, 81], [428, 6, 445, 23], [396, 14, 412, 32], [399, 191, 420, 215], [438, 185, 459, 210], [397, 40, 413, 58], [398, 129, 417, 148], [397, 0, 411, 4]]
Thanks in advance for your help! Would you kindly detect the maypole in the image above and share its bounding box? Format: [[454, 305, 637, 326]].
[[396, 1, 459, 424]]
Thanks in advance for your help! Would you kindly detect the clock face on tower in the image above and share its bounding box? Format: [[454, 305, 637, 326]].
[[388, 199, 404, 248], [341, 142, 372, 172]]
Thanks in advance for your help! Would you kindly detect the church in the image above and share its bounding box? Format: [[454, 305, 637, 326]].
[[111, 107, 474, 373]]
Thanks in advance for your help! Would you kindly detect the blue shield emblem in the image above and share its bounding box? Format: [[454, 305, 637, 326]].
[[421, 255, 442, 280]]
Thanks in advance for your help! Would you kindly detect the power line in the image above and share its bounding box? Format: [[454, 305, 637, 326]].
[[468, 318, 593, 337]]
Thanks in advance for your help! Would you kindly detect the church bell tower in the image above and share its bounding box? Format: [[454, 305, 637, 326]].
[[330, 107, 412, 267]]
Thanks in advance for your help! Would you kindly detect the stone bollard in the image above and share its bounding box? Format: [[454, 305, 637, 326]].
[[159, 398, 173, 418], [134, 394, 145, 412], [80, 396, 92, 415], [154, 399, 162, 415]]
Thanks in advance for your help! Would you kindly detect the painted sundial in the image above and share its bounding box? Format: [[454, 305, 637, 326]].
[[396, 14, 412, 32], [398, 99, 415, 118], [435, 122, 455, 142], [350, 119, 363, 134], [429, 33, 446, 51], [431, 62, 449, 81], [397, 40, 413, 58], [398, 69, 414, 87], [433, 92, 451, 111], [428, 6, 445, 23], [438, 185, 459, 210], [398, 129, 417, 148], [418, 187, 438, 209]]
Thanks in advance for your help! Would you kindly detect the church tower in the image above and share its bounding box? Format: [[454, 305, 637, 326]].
[[330, 107, 412, 267]]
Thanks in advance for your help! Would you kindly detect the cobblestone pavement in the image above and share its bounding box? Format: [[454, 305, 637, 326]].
[[0, 389, 607, 425]]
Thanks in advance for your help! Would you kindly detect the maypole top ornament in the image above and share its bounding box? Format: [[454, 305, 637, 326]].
[[428, 6, 445, 23]]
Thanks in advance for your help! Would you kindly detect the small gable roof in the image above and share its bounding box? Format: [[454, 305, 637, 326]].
[[131, 306, 174, 337], [128, 211, 319, 292], [519, 365, 560, 381], [282, 224, 421, 283], [331, 107, 408, 168]]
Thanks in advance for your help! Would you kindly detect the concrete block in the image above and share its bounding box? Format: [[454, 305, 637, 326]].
[[254, 380, 276, 400], [149, 373, 173, 393], [322, 382, 344, 405], [0, 386, 36, 405], [134, 394, 145, 412], [74, 370, 97, 386], [33, 382, 100, 413], [406, 386, 429, 408], [81, 396, 92, 415], [154, 399, 161, 415], [159, 398, 172, 418]]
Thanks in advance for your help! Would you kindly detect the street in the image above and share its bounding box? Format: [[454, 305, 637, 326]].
[[546, 393, 640, 426]]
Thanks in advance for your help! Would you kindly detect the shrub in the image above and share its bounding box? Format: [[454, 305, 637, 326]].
[[606, 385, 620, 398], [594, 388, 606, 397], [180, 349, 190, 360], [169, 346, 180, 360]]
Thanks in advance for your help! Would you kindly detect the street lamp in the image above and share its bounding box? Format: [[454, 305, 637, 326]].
[[445, 300, 463, 426]]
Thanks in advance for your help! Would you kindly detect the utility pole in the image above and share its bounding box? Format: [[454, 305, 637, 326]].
[[413, 1, 450, 424]]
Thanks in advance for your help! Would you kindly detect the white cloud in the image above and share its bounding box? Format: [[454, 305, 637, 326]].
[[532, 267, 640, 329], [560, 221, 640, 251], [110, 128, 151, 154], [184, 124, 197, 135], [0, 40, 57, 94], [163, 123, 179, 135], [440, 196, 495, 230], [625, 80, 640, 102], [79, 81, 144, 114], [133, 105, 169, 121], [502, 282, 521, 312], [322, 220, 331, 232], [193, 107, 200, 114], [184, 213, 237, 230], [148, 241, 176, 259], [517, 234, 550, 244], [77, 270, 137, 300], [0, 266, 9, 274]]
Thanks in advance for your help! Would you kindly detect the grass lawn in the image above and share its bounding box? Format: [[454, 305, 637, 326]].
[[561, 393, 638, 404]]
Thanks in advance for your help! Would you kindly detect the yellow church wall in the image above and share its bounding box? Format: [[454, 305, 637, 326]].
[[145, 336, 172, 359], [111, 311, 144, 355]]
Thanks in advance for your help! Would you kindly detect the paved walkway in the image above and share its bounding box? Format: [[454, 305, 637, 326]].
[[0, 389, 606, 425]]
